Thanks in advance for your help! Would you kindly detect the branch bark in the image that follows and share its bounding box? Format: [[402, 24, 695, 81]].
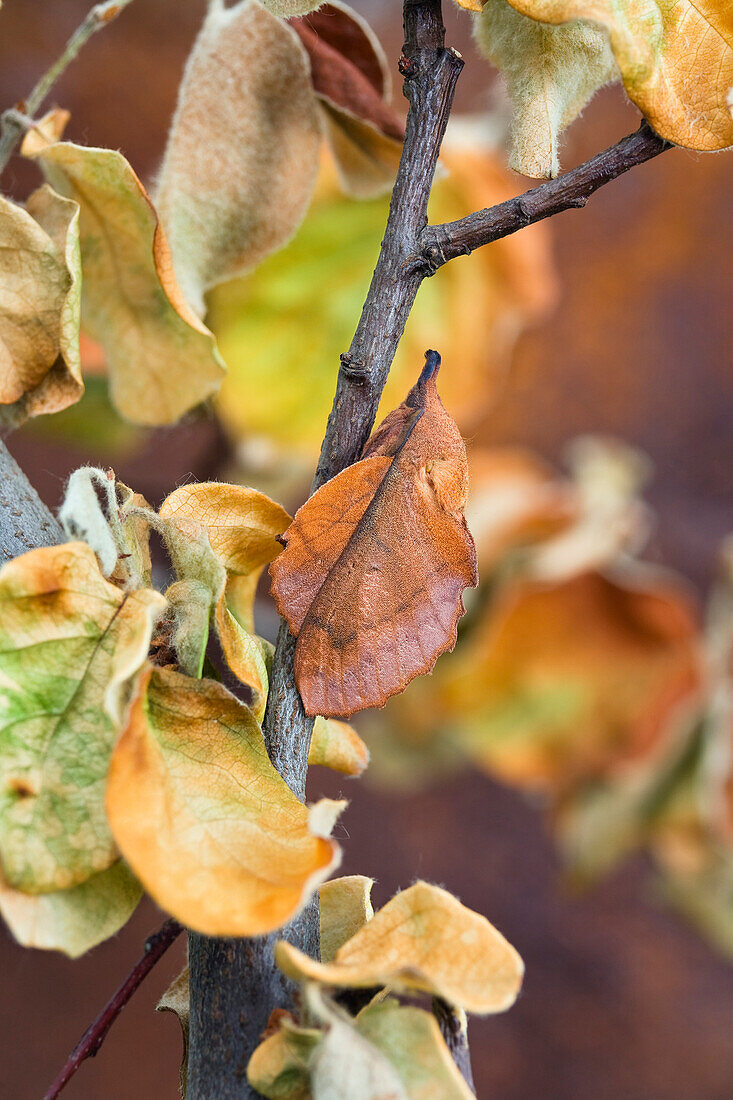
[[419, 121, 670, 269], [0, 441, 63, 562]]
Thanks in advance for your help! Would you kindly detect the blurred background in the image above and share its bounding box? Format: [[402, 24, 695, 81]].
[[1, 1, 732, 1097]]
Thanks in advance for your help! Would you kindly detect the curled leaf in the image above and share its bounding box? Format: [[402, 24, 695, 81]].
[[276, 880, 523, 1015], [106, 666, 342, 935], [0, 859, 141, 958], [247, 1018, 322, 1100], [309, 718, 370, 777], [291, 3, 404, 198], [270, 355, 477, 718], [0, 542, 164, 892], [319, 874, 374, 962], [157, 965, 190, 1098], [474, 0, 617, 177], [22, 111, 225, 425], [0, 185, 82, 424], [215, 593, 271, 720], [155, 0, 322, 316]]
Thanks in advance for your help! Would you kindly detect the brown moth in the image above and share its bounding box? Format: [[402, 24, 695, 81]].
[[270, 351, 478, 718]]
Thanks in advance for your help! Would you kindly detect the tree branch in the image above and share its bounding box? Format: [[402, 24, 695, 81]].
[[419, 121, 670, 270], [0, 0, 136, 175], [0, 441, 63, 563], [43, 918, 183, 1100]]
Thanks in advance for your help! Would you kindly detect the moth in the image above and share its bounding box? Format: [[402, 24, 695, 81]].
[[270, 351, 478, 718]]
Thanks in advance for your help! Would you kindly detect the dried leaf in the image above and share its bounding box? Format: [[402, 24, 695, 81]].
[[355, 999, 475, 1100], [502, 0, 733, 153], [474, 0, 617, 177], [160, 482, 291, 578], [319, 874, 374, 962], [309, 718, 370, 777], [210, 134, 556, 458], [0, 186, 82, 423], [443, 571, 702, 793], [22, 111, 225, 425], [215, 592, 271, 720], [106, 666, 342, 935], [0, 543, 164, 892], [157, 965, 190, 1098], [247, 1019, 322, 1100], [271, 356, 478, 718], [155, 0, 322, 316], [0, 859, 141, 958], [276, 880, 523, 1014], [291, 3, 404, 198], [166, 579, 212, 679]]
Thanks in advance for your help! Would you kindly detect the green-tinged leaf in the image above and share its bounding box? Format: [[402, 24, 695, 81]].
[[0, 859, 141, 957], [22, 111, 225, 425], [165, 580, 212, 679], [473, 0, 617, 177], [0, 542, 164, 892], [311, 1016, 407, 1100], [309, 719, 370, 777], [319, 875, 374, 963], [247, 1019, 322, 1100], [0, 184, 82, 425], [355, 999, 475, 1099], [276, 881, 523, 1015], [106, 666, 342, 935]]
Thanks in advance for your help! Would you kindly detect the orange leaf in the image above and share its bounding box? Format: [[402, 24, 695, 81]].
[[270, 353, 477, 718]]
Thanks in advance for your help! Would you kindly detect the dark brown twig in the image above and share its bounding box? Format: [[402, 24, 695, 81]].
[[43, 917, 183, 1100], [432, 997, 476, 1093], [419, 121, 670, 270]]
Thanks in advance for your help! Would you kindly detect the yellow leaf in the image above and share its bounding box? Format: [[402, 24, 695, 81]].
[[319, 875, 374, 963], [160, 482, 291, 577], [215, 591, 271, 720], [309, 718, 370, 777], [0, 859, 141, 958], [474, 0, 617, 177], [276, 881, 523, 1014], [155, 0, 322, 316], [22, 110, 225, 425], [0, 185, 82, 422], [210, 134, 555, 460], [0, 542, 164, 892], [106, 666, 342, 936], [504, 0, 733, 153]]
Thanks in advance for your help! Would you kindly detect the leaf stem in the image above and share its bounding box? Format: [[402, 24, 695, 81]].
[[42, 917, 183, 1100], [0, 0, 136, 175]]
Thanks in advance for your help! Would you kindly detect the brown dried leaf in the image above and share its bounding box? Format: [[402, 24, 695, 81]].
[[276, 880, 523, 1014], [291, 3, 404, 198], [270, 355, 477, 718], [155, 0, 322, 316], [106, 666, 342, 935]]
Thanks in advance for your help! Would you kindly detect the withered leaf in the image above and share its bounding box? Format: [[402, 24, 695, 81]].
[[309, 717, 370, 777], [155, 0, 323, 317], [276, 880, 523, 1015], [318, 874, 374, 962], [106, 666, 342, 935], [270, 354, 477, 718]]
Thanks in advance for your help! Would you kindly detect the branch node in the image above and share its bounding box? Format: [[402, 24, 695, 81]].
[[339, 353, 368, 382]]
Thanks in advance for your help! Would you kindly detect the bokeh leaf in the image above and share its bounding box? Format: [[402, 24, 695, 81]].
[[271, 356, 477, 718], [0, 542, 164, 892], [106, 666, 342, 935], [155, 0, 322, 316], [276, 880, 524, 1014], [22, 111, 225, 425], [0, 859, 141, 958]]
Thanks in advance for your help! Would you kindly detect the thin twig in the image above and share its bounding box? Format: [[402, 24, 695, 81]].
[[419, 121, 670, 269], [43, 917, 183, 1100], [0, 0, 135, 174], [432, 997, 476, 1093]]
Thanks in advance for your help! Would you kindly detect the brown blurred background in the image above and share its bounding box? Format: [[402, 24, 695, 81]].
[[1, 1, 732, 1097]]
